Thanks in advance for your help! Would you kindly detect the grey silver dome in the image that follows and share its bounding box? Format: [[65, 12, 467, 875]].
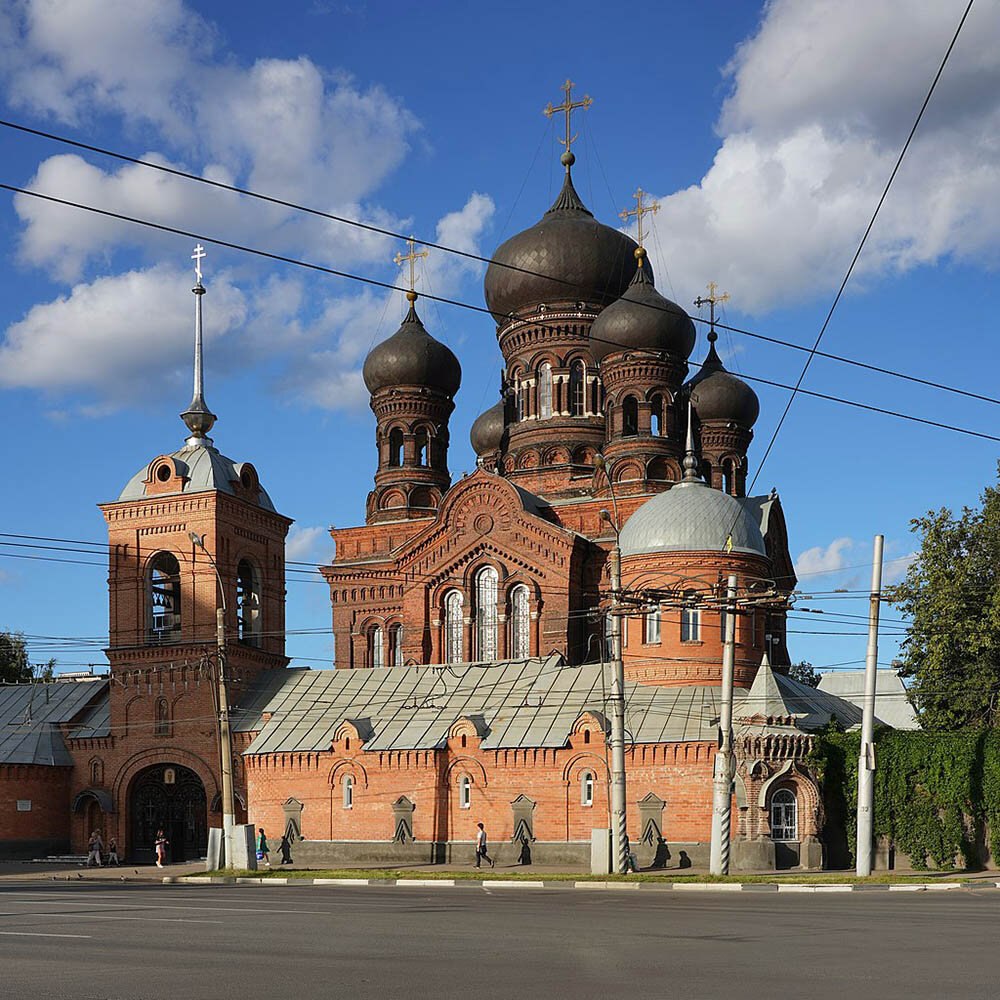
[[470, 399, 506, 456], [363, 303, 461, 397], [620, 481, 766, 558], [590, 258, 696, 363], [686, 339, 759, 427], [484, 172, 647, 324]]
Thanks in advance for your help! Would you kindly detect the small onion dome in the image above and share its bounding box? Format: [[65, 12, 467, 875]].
[[470, 398, 506, 456], [590, 252, 696, 363], [686, 337, 760, 427], [362, 301, 461, 397], [620, 481, 766, 558], [484, 172, 648, 324]]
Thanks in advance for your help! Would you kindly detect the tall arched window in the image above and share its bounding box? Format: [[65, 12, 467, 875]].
[[445, 590, 464, 664], [475, 566, 499, 661], [569, 361, 585, 417], [343, 775, 354, 810], [515, 377, 525, 420], [148, 552, 181, 643], [771, 788, 798, 841], [459, 775, 472, 810], [581, 770, 595, 807], [389, 623, 403, 667], [650, 393, 664, 436], [538, 363, 553, 419], [368, 625, 384, 669], [622, 396, 638, 436], [681, 592, 701, 642], [388, 427, 404, 467], [510, 585, 530, 659], [236, 559, 261, 646], [414, 428, 429, 467]]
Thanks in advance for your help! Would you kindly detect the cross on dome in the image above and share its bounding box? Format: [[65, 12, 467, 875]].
[[694, 282, 730, 342], [620, 188, 660, 264], [394, 236, 429, 303], [543, 79, 592, 171]]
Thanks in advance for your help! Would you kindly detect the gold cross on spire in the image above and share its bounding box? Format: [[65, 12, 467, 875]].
[[694, 282, 730, 338], [393, 236, 429, 302], [620, 188, 660, 251], [543, 79, 593, 170]]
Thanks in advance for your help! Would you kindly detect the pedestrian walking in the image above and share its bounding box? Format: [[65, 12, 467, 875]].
[[154, 828, 169, 868], [86, 831, 104, 867], [107, 836, 120, 867], [257, 827, 271, 868], [474, 822, 495, 869], [279, 833, 293, 865]]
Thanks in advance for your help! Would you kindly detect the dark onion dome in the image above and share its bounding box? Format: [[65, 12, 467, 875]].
[[590, 252, 696, 363], [470, 398, 506, 456], [363, 300, 461, 397], [483, 171, 649, 323], [686, 336, 760, 427]]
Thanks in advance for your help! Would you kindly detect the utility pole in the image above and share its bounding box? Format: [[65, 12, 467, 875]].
[[710, 574, 738, 876], [856, 534, 884, 877]]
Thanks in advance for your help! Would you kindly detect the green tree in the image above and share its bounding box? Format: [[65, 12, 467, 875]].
[[0, 630, 32, 682], [787, 660, 821, 687], [888, 467, 1000, 729]]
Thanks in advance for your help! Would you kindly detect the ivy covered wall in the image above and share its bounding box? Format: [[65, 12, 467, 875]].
[[809, 727, 1000, 870]]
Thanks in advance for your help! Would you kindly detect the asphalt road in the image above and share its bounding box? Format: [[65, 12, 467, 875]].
[[2, 881, 998, 1000]]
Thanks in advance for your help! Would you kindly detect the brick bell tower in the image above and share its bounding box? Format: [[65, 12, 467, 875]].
[[98, 247, 291, 854]]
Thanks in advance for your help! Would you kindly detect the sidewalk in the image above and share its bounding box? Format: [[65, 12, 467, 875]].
[[0, 860, 206, 882]]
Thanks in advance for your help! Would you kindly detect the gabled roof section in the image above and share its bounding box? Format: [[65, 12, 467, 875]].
[[736, 655, 794, 725]]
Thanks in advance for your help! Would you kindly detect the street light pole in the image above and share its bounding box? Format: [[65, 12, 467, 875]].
[[189, 532, 235, 871], [710, 573, 738, 876]]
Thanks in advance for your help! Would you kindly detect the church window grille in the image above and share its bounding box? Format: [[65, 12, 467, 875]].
[[569, 361, 585, 416], [389, 624, 403, 667], [510, 585, 530, 659], [650, 394, 664, 436], [343, 775, 354, 810], [368, 626, 385, 669], [236, 559, 261, 646], [681, 594, 701, 642], [538, 363, 553, 419], [771, 788, 798, 841], [581, 770, 594, 807], [445, 590, 464, 664], [475, 566, 499, 661], [644, 608, 661, 644], [148, 552, 181, 643], [388, 428, 404, 467], [459, 775, 471, 810], [622, 396, 639, 436]]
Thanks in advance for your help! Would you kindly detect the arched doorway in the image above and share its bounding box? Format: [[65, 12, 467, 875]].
[[128, 763, 207, 863]]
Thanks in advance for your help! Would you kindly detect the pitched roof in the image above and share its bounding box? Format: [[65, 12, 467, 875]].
[[817, 670, 919, 730]]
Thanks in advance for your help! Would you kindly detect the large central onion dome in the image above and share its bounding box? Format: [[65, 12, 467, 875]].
[[484, 171, 648, 324], [590, 252, 696, 362], [363, 301, 461, 397]]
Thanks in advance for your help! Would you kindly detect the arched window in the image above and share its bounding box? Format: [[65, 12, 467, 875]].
[[149, 552, 181, 643], [154, 697, 170, 737], [650, 394, 664, 436], [343, 775, 354, 810], [459, 775, 472, 810], [388, 427, 404, 467], [389, 623, 403, 667], [510, 585, 530, 659], [538, 363, 553, 419], [236, 559, 261, 646], [475, 566, 499, 661], [771, 788, 798, 841], [569, 361, 585, 417], [644, 607, 661, 644], [515, 378, 525, 421], [681, 592, 701, 642], [581, 770, 594, 807], [445, 590, 464, 664], [368, 625, 384, 669], [622, 396, 638, 436], [415, 428, 429, 467]]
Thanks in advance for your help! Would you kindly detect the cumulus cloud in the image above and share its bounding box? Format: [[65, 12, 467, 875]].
[[794, 537, 856, 578], [285, 525, 331, 563], [639, 0, 1000, 313]]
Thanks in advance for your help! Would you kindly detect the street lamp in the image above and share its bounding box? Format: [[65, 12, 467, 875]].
[[189, 531, 236, 871], [593, 454, 628, 875]]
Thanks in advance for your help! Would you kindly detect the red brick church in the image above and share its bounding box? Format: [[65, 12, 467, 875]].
[[0, 104, 867, 870]]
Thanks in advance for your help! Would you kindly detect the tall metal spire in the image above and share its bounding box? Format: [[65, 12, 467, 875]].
[[679, 399, 704, 486], [180, 244, 217, 446]]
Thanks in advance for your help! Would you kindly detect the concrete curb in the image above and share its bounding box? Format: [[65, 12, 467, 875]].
[[163, 875, 997, 892]]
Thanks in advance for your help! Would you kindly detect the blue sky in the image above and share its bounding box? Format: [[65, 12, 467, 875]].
[[0, 0, 998, 675]]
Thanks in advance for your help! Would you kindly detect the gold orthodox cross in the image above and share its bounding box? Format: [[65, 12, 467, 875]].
[[192, 243, 206, 284], [543, 79, 593, 158], [394, 236, 429, 295], [694, 282, 730, 331], [620, 188, 660, 250]]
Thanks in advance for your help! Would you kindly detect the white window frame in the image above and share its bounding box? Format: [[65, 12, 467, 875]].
[[681, 594, 701, 643], [644, 608, 661, 644], [369, 625, 384, 669], [770, 788, 798, 841], [459, 775, 472, 810], [581, 770, 594, 807], [445, 590, 464, 664], [343, 775, 354, 810], [475, 566, 499, 661], [510, 585, 530, 659], [538, 363, 553, 419], [390, 623, 403, 667]]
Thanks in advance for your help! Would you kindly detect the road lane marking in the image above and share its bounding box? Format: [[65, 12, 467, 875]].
[[0, 930, 92, 938]]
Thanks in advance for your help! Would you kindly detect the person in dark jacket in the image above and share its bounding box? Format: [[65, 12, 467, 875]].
[[279, 834, 293, 865]]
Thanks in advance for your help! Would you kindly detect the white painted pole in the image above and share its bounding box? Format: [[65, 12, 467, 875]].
[[608, 543, 628, 874], [856, 534, 884, 877], [710, 574, 738, 876]]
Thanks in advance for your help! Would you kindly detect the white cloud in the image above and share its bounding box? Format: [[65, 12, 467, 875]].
[[883, 550, 918, 586], [794, 537, 856, 578], [640, 0, 1000, 313], [285, 525, 330, 563]]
